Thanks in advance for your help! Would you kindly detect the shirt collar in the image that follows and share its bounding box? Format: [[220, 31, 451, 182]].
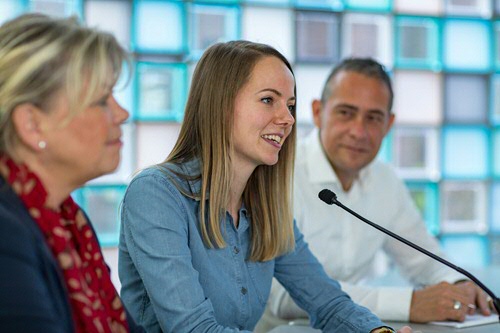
[[303, 128, 373, 190]]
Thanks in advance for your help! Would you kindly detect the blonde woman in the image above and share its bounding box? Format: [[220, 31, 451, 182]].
[[119, 40, 412, 333], [0, 14, 143, 332]]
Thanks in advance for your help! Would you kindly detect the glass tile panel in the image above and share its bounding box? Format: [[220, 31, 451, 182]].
[[443, 19, 492, 72], [294, 0, 343, 10], [77, 186, 127, 247], [0, 0, 26, 25], [490, 183, 500, 233], [295, 11, 339, 63], [244, 0, 290, 6], [189, 4, 239, 58], [84, 0, 131, 49], [133, 0, 184, 53], [114, 63, 134, 119], [376, 131, 393, 163], [135, 62, 187, 122], [293, 64, 333, 124], [440, 181, 488, 234], [29, 0, 82, 17], [89, 123, 135, 185], [494, 22, 500, 70], [136, 123, 181, 169], [344, 0, 391, 11], [445, 0, 492, 18], [392, 127, 440, 180], [241, 6, 294, 61], [394, 0, 443, 15], [493, 130, 500, 176], [444, 74, 488, 124], [406, 182, 439, 235], [442, 127, 489, 178], [195, 0, 239, 3], [491, 74, 500, 124], [341, 13, 393, 68], [496, 0, 500, 15], [393, 71, 443, 125], [395, 16, 440, 70], [491, 236, 500, 265], [441, 235, 489, 268]]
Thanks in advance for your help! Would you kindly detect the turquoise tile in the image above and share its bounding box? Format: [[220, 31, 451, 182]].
[[442, 126, 489, 179], [132, 0, 186, 54]]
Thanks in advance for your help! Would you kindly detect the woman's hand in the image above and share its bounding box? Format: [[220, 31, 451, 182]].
[[371, 326, 412, 333]]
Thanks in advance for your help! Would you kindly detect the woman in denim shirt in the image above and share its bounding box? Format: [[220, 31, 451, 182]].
[[119, 40, 412, 333]]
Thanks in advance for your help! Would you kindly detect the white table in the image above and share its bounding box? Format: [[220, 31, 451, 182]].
[[265, 265, 500, 333], [268, 320, 500, 333]]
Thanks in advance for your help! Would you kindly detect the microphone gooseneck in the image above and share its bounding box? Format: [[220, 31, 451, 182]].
[[318, 188, 500, 321]]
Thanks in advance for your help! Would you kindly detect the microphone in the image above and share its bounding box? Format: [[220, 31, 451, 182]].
[[318, 188, 500, 321]]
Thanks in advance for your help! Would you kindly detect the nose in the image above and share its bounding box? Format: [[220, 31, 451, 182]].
[[110, 95, 129, 124], [349, 116, 368, 139], [275, 104, 295, 128]]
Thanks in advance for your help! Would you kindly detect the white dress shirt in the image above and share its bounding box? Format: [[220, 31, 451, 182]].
[[268, 128, 462, 321]]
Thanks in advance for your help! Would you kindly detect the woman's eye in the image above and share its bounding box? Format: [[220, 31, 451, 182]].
[[288, 104, 296, 112], [261, 97, 273, 104], [96, 95, 110, 107]]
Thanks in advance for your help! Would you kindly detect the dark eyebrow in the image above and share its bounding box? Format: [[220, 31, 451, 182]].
[[257, 88, 282, 96], [334, 104, 387, 116], [367, 109, 388, 117], [334, 103, 358, 111]]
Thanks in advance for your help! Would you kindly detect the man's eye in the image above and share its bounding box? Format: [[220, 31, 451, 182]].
[[368, 114, 384, 123]]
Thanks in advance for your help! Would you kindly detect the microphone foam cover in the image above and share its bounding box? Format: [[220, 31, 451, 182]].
[[318, 189, 336, 205]]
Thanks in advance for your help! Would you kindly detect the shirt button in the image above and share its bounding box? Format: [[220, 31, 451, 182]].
[[233, 246, 240, 254], [241, 287, 247, 295]]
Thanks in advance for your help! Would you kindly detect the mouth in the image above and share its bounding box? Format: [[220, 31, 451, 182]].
[[106, 136, 123, 146], [261, 134, 283, 148], [342, 144, 367, 153]]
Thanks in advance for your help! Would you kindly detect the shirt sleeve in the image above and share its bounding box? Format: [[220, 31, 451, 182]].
[[273, 221, 387, 333], [119, 172, 251, 333], [382, 180, 463, 288], [269, 278, 413, 322]]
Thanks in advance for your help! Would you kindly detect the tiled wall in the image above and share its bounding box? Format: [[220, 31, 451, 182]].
[[3, 0, 500, 268]]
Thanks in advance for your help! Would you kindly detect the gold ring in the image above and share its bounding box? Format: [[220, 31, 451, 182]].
[[453, 300, 462, 310]]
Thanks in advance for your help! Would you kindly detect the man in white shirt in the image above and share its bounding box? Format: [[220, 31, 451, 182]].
[[267, 58, 492, 324]]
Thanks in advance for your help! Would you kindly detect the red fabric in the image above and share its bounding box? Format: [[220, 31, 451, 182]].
[[0, 155, 129, 333]]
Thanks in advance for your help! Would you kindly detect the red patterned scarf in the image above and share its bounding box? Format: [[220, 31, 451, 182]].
[[0, 155, 129, 333]]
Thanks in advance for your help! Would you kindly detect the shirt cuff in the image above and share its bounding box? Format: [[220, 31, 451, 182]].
[[374, 287, 413, 322]]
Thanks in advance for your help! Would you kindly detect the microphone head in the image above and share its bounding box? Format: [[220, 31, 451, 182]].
[[318, 189, 337, 205]]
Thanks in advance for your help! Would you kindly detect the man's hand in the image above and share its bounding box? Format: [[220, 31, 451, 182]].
[[409, 281, 491, 323], [454, 280, 491, 316]]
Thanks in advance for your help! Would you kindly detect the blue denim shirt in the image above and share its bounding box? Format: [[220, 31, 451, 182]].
[[119, 160, 386, 332]]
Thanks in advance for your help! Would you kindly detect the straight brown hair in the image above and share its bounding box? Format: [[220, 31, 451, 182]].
[[164, 41, 296, 261]]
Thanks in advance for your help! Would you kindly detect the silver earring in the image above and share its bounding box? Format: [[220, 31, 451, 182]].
[[38, 141, 46, 149]]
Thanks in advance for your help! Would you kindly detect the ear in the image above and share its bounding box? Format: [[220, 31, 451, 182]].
[[311, 99, 323, 129], [384, 113, 395, 136], [11, 103, 46, 152]]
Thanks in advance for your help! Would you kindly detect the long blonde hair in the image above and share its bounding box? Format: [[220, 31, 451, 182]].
[[165, 41, 296, 262], [0, 14, 128, 156]]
